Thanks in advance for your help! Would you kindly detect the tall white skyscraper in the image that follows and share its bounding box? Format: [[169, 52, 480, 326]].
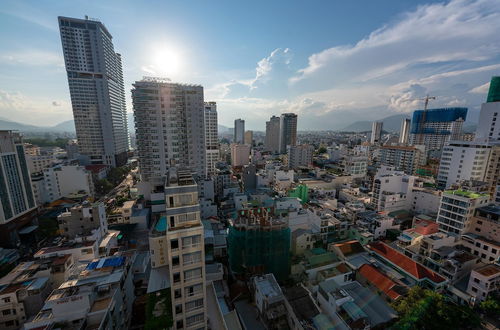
[[0, 131, 37, 246], [132, 78, 206, 182], [399, 118, 411, 144], [371, 121, 383, 144], [265, 115, 280, 153], [279, 113, 298, 154], [475, 77, 500, 143], [234, 119, 245, 144], [58, 16, 129, 167], [204, 102, 219, 176]]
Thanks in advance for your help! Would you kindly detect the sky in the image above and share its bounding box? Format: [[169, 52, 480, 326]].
[[0, 0, 500, 130]]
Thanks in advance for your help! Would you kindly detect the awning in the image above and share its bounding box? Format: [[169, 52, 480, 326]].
[[19, 225, 38, 234]]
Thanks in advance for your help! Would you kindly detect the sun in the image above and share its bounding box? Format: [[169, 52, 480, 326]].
[[151, 47, 181, 76]]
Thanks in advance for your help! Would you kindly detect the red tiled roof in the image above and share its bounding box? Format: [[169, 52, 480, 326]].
[[368, 241, 446, 283], [358, 264, 402, 300], [85, 164, 108, 173], [413, 219, 439, 236], [334, 240, 365, 257], [52, 254, 71, 266]]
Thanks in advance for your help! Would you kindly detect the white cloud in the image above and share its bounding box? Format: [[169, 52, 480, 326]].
[[213, 0, 500, 129], [469, 82, 490, 94], [291, 0, 500, 89], [0, 90, 72, 125], [0, 50, 64, 67]]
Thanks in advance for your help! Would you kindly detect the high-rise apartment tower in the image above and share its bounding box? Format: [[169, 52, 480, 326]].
[[279, 113, 298, 154], [234, 119, 245, 144], [58, 16, 129, 167], [204, 102, 219, 176], [132, 78, 206, 182]]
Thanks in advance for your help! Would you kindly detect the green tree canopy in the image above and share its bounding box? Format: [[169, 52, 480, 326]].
[[391, 286, 481, 330]]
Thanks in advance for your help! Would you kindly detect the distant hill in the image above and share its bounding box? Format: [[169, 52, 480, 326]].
[[342, 114, 411, 132], [0, 119, 75, 133], [218, 124, 231, 133], [51, 120, 75, 132]]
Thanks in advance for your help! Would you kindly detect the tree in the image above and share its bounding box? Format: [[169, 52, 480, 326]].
[[480, 294, 500, 317], [391, 286, 481, 330], [95, 179, 114, 195], [317, 146, 327, 154], [107, 166, 129, 185]]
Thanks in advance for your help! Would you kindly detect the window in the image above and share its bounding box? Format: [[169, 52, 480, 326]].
[[185, 298, 204, 312], [2, 309, 11, 315], [182, 235, 201, 248], [175, 305, 183, 314], [174, 289, 182, 299], [184, 268, 202, 282], [172, 256, 180, 267], [185, 284, 203, 297], [171, 239, 179, 250], [183, 252, 201, 265], [173, 273, 181, 283], [186, 313, 204, 326]]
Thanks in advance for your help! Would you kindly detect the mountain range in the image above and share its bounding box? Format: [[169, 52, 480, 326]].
[[0, 113, 477, 134], [341, 114, 411, 132], [0, 118, 75, 133]]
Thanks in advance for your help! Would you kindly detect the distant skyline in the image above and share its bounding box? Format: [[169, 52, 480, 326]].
[[1, 0, 500, 130]]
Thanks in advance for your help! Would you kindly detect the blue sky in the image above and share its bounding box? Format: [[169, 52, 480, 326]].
[[0, 0, 499, 130]]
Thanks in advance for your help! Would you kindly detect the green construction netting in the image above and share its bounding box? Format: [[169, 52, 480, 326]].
[[288, 184, 309, 204], [487, 76, 500, 103], [227, 225, 290, 281]]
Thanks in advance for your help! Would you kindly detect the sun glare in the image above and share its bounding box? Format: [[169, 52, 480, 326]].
[[151, 47, 181, 76]]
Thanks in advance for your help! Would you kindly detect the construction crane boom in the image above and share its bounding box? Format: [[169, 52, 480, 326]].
[[400, 95, 437, 145]]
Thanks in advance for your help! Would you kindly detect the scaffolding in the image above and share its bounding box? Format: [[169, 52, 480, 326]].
[[227, 207, 290, 282]]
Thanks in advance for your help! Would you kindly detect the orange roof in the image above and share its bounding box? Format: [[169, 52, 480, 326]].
[[475, 264, 500, 277], [368, 242, 446, 283], [414, 220, 439, 235], [85, 164, 108, 173], [334, 240, 365, 257], [335, 263, 351, 274], [358, 264, 402, 300]]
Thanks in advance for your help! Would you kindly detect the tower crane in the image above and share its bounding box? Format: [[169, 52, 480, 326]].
[[402, 95, 437, 145]]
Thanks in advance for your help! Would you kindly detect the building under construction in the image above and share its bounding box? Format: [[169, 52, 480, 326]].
[[409, 107, 467, 154], [227, 206, 290, 282]]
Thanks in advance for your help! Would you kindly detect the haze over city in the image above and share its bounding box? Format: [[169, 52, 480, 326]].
[[1, 0, 500, 130]]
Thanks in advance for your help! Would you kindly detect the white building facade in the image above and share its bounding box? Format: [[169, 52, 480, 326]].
[[204, 102, 219, 177], [132, 78, 207, 181], [58, 16, 129, 167]]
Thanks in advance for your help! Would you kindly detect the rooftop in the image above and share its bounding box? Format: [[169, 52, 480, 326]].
[[284, 286, 320, 323], [34, 240, 95, 257], [368, 241, 446, 283], [474, 264, 500, 277], [414, 220, 439, 236], [166, 168, 196, 187], [444, 189, 488, 199], [253, 274, 282, 299], [358, 264, 404, 300], [332, 240, 365, 257], [476, 204, 500, 217]]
